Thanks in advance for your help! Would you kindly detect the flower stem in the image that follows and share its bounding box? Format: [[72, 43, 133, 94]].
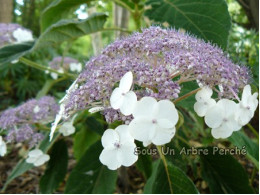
[[19, 57, 76, 79], [156, 145, 174, 194], [173, 88, 201, 104], [247, 123, 259, 140]]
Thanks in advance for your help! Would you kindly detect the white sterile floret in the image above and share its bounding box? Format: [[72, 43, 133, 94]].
[[235, 85, 258, 126], [59, 115, 77, 136], [129, 97, 179, 146], [110, 71, 137, 116], [26, 149, 50, 166], [0, 136, 7, 157], [99, 125, 138, 170], [50, 79, 79, 140], [205, 99, 242, 139], [33, 105, 40, 113], [12, 28, 33, 43], [69, 63, 82, 72], [50, 104, 65, 141], [194, 87, 216, 117]]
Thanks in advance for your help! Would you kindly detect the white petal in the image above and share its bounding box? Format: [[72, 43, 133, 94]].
[[119, 71, 133, 93], [59, 122, 75, 136], [143, 141, 152, 147], [152, 126, 175, 145], [26, 157, 37, 164], [89, 106, 104, 113], [129, 117, 156, 143], [110, 88, 124, 109], [205, 105, 223, 128], [50, 104, 65, 141], [115, 125, 134, 144], [99, 148, 121, 170], [118, 143, 138, 167], [194, 99, 216, 117], [195, 87, 213, 101], [235, 107, 253, 126], [157, 119, 174, 129], [33, 154, 50, 166], [154, 100, 179, 126], [28, 149, 43, 157], [211, 126, 233, 139], [101, 129, 119, 148], [132, 97, 157, 118], [120, 91, 137, 116], [241, 85, 251, 107], [218, 99, 238, 118], [225, 118, 242, 132]]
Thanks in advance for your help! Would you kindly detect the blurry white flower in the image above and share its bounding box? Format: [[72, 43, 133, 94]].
[[50, 68, 64, 80], [129, 97, 178, 146], [33, 105, 40, 113], [0, 136, 7, 157], [59, 115, 77, 136], [26, 149, 50, 166], [69, 63, 82, 72], [235, 85, 258, 125], [194, 87, 216, 117], [13, 28, 33, 43], [99, 125, 138, 170], [110, 71, 137, 116], [205, 99, 241, 139]]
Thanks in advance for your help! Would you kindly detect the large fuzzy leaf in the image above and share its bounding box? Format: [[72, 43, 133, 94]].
[[40, 0, 93, 32], [145, 0, 231, 48]]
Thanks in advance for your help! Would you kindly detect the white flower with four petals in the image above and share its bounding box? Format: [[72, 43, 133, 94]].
[[26, 149, 50, 167], [110, 71, 137, 116], [205, 99, 242, 139], [129, 97, 179, 146], [99, 125, 138, 170], [0, 136, 7, 157], [194, 87, 216, 117]]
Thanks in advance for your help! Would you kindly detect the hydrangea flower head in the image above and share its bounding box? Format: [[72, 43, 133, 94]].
[[0, 96, 59, 146], [0, 23, 33, 47], [47, 56, 82, 79], [62, 27, 250, 124]]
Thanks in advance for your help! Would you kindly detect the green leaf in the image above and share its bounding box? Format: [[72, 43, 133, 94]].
[[40, 0, 93, 32], [144, 160, 199, 194], [36, 13, 108, 48], [0, 41, 34, 66], [135, 141, 153, 179], [85, 116, 105, 136], [2, 133, 60, 192], [73, 127, 100, 161], [228, 131, 259, 169], [0, 14, 107, 65], [40, 139, 68, 193], [145, 0, 231, 48], [200, 147, 254, 193], [65, 141, 117, 193]]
